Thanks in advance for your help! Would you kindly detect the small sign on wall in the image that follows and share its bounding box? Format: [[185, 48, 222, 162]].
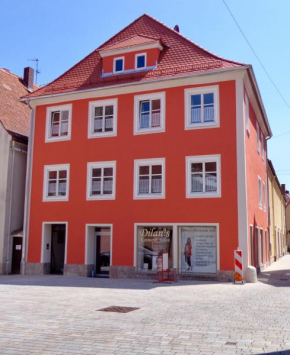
[[15, 245, 21, 250]]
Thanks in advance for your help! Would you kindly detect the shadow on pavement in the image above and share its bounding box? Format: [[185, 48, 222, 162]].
[[258, 351, 290, 355], [0, 274, 231, 290], [258, 268, 290, 287]]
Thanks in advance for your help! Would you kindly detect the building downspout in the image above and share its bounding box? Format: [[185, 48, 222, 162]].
[[21, 105, 35, 275], [5, 140, 16, 274]]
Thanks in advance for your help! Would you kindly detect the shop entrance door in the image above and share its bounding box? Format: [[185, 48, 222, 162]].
[[11, 237, 22, 274], [50, 224, 66, 275], [95, 227, 111, 276]]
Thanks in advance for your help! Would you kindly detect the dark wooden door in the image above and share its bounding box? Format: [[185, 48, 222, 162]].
[[11, 237, 22, 274]]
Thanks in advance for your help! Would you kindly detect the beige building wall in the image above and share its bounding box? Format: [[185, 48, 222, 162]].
[[286, 203, 290, 249], [0, 124, 27, 274], [268, 162, 286, 263]]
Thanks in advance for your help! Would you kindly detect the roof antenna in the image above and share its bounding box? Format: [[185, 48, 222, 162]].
[[28, 58, 40, 84], [174, 25, 179, 33]]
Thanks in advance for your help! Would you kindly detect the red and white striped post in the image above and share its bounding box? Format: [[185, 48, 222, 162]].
[[234, 248, 244, 284]]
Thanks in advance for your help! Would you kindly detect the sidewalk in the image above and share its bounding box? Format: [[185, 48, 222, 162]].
[[0, 258, 289, 354]]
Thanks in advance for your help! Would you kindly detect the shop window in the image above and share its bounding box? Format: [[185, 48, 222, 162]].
[[43, 164, 70, 201], [88, 99, 117, 138], [46, 104, 72, 142], [137, 226, 173, 271], [134, 92, 165, 134], [134, 158, 165, 199], [135, 53, 146, 70], [113, 57, 124, 73], [185, 86, 219, 130], [87, 161, 116, 200], [186, 155, 221, 198], [179, 226, 217, 274]]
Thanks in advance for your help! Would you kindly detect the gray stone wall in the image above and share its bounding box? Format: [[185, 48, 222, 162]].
[[25, 262, 50, 275], [64, 264, 94, 277]]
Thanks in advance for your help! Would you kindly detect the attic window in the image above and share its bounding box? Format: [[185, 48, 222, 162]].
[[114, 57, 124, 73], [136, 53, 146, 70]]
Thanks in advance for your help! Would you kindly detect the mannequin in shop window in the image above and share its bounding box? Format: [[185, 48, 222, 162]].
[[184, 237, 192, 271]]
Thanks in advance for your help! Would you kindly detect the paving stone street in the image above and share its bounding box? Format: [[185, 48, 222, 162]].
[[0, 257, 290, 355]]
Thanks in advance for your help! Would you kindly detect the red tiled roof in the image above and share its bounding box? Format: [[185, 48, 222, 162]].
[[101, 35, 160, 51], [0, 69, 33, 137], [26, 14, 246, 99]]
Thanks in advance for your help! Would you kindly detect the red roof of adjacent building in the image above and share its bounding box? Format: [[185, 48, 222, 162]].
[[0, 68, 34, 138], [26, 14, 246, 99]]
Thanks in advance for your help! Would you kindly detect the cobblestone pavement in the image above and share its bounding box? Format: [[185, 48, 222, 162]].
[[1, 257, 290, 355]]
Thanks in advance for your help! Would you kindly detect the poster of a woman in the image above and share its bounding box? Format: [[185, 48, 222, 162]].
[[184, 237, 192, 271]]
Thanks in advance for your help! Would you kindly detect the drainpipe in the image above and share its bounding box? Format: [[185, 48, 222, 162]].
[[21, 104, 35, 275], [5, 140, 16, 274]]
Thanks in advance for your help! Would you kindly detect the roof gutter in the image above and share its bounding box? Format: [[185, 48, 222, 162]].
[[21, 65, 251, 103]]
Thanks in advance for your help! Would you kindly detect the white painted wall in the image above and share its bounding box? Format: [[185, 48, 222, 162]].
[[0, 125, 11, 274]]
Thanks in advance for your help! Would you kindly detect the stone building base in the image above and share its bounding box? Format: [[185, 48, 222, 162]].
[[25, 262, 50, 275], [64, 264, 94, 277], [0, 263, 5, 275], [110, 266, 235, 282]]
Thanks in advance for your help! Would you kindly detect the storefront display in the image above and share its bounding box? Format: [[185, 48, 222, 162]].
[[180, 226, 217, 274], [137, 226, 173, 271]]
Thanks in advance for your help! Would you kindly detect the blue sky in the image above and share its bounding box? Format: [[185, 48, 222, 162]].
[[1, 0, 290, 189]]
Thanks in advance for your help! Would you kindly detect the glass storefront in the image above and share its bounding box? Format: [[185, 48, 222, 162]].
[[179, 226, 217, 274], [137, 226, 173, 271]]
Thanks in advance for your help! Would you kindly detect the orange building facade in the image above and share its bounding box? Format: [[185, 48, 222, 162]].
[[23, 15, 272, 280]]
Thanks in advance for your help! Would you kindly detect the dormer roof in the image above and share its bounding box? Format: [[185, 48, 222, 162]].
[[99, 35, 163, 57]]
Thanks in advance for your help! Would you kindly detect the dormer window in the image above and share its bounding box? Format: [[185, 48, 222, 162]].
[[114, 57, 124, 73], [135, 53, 146, 70]]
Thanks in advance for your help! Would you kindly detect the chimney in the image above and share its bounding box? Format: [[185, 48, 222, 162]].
[[23, 67, 34, 91], [174, 25, 180, 33], [281, 184, 286, 194]]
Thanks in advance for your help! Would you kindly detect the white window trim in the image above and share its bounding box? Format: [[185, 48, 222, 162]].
[[45, 104, 72, 143], [186, 154, 221, 198], [43, 164, 70, 202], [245, 92, 250, 134], [263, 181, 266, 211], [256, 122, 260, 154], [88, 98, 118, 139], [261, 134, 264, 161], [113, 56, 124, 73], [134, 92, 165, 135], [87, 161, 116, 200], [258, 176, 262, 209], [185, 85, 220, 130], [134, 158, 165, 199], [135, 53, 147, 70]]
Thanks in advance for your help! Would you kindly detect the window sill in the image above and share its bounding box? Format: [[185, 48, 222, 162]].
[[43, 197, 69, 202], [88, 132, 117, 139], [186, 193, 221, 199], [134, 193, 165, 200], [134, 127, 165, 135], [87, 195, 115, 201], [185, 122, 219, 130], [45, 136, 71, 143]]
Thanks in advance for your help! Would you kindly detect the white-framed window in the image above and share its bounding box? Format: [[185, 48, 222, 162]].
[[88, 99, 117, 138], [113, 57, 124, 73], [45, 104, 72, 142], [258, 176, 262, 208], [263, 182, 266, 210], [256, 122, 260, 154], [87, 161, 116, 200], [186, 155, 221, 198], [185, 86, 219, 130], [245, 92, 250, 134], [134, 158, 165, 199], [135, 53, 147, 70], [43, 164, 70, 202], [261, 134, 264, 161], [134, 92, 165, 135]]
